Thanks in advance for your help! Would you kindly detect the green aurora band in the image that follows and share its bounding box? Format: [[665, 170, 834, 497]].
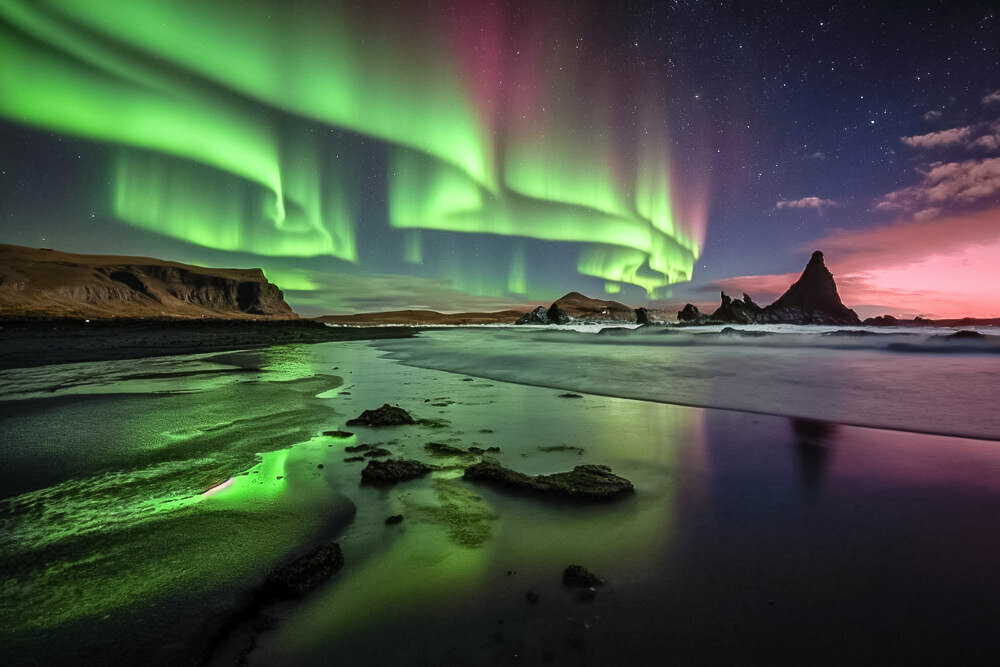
[[0, 0, 708, 299]]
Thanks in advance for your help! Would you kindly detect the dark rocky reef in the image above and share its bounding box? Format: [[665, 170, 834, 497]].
[[346, 404, 416, 427], [863, 314, 900, 326], [360, 458, 432, 485], [463, 459, 634, 499]]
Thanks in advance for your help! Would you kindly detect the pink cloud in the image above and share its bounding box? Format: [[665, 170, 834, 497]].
[[876, 157, 1000, 215], [714, 206, 1000, 318], [775, 196, 836, 210], [901, 126, 974, 149], [982, 89, 1000, 106]]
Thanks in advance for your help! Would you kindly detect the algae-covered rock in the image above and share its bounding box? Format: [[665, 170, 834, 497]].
[[346, 404, 416, 426], [463, 460, 633, 500], [360, 458, 432, 485]]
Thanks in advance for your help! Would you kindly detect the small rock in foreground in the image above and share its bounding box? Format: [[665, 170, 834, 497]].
[[361, 458, 432, 486], [322, 429, 354, 438], [385, 514, 404, 525], [346, 404, 416, 427], [562, 565, 605, 589], [264, 543, 344, 599], [463, 460, 633, 499]]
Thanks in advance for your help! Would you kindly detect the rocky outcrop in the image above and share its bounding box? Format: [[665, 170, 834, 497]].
[[634, 307, 657, 325], [758, 251, 861, 325], [710, 292, 762, 324], [346, 404, 416, 426], [515, 291, 636, 326], [547, 302, 571, 324], [863, 315, 899, 326], [677, 303, 705, 323], [516, 306, 550, 325], [0, 244, 296, 319], [463, 459, 634, 499], [360, 458, 432, 485]]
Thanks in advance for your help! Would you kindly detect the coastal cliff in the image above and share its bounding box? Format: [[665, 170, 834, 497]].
[[0, 244, 296, 320]]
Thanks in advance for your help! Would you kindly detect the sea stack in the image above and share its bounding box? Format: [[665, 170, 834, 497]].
[[759, 251, 861, 325]]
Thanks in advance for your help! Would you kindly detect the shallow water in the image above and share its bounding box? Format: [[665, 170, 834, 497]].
[[375, 326, 1000, 439], [2, 332, 1000, 665]]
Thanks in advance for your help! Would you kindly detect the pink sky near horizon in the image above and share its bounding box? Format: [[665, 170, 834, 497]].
[[715, 206, 1000, 319]]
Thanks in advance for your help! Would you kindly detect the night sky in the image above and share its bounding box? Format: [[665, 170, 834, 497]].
[[2, 0, 999, 317]]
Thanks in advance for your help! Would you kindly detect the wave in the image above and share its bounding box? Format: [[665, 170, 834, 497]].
[[373, 327, 1000, 441]]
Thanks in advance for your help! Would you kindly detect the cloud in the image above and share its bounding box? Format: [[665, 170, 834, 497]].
[[875, 157, 1000, 216], [982, 89, 1000, 105], [900, 126, 974, 149], [775, 196, 837, 211], [923, 110, 943, 121], [713, 206, 1000, 318], [809, 151, 826, 161]]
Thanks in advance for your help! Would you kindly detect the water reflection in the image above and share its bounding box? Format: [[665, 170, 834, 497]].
[[791, 417, 837, 500]]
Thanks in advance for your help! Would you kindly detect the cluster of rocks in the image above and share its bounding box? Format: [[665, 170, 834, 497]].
[[516, 291, 651, 326], [677, 251, 862, 326]]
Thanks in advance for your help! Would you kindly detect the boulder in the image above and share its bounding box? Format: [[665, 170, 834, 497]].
[[346, 404, 416, 426], [463, 460, 633, 500], [562, 565, 605, 588], [360, 458, 432, 485]]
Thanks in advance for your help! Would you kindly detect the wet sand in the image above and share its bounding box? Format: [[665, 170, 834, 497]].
[[3, 339, 1000, 665], [0, 319, 417, 370]]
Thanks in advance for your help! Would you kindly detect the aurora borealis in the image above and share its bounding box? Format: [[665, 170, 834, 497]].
[[2, 0, 999, 316], [0, 0, 707, 309]]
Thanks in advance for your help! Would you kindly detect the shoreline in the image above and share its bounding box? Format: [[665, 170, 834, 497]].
[[4, 339, 1000, 665], [0, 319, 420, 370]]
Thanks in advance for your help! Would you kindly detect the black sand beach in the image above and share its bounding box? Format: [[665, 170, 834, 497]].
[[3, 332, 1000, 666]]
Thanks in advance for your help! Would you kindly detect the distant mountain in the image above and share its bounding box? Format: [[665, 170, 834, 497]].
[[0, 244, 296, 320], [678, 251, 862, 326], [318, 309, 524, 325]]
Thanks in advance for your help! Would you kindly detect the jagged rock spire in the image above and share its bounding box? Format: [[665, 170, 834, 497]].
[[759, 251, 860, 324]]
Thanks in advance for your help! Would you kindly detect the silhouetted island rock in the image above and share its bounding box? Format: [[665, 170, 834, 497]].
[[863, 315, 900, 326], [758, 251, 861, 325], [360, 458, 432, 485], [688, 251, 861, 326], [463, 459, 634, 499], [677, 303, 705, 323], [711, 292, 763, 324], [346, 404, 416, 426]]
